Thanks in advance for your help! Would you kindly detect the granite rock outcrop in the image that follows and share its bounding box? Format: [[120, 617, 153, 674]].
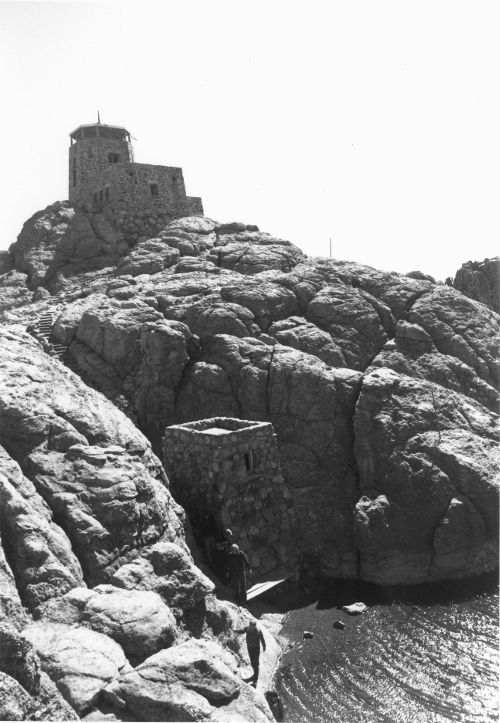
[[9, 201, 128, 291], [0, 203, 498, 719], [354, 368, 498, 584], [1, 211, 498, 587], [0, 323, 276, 720], [451, 256, 500, 313], [0, 622, 78, 720]]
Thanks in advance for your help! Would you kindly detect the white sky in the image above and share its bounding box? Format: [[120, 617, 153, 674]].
[[0, 0, 498, 281]]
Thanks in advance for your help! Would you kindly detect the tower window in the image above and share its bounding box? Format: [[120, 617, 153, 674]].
[[105, 186, 110, 201], [99, 189, 103, 202], [150, 183, 159, 197], [244, 451, 255, 473], [108, 153, 120, 163]]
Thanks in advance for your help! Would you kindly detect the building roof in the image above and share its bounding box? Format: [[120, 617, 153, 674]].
[[70, 123, 130, 140]]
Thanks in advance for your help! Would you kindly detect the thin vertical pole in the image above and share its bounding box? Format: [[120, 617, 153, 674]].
[[329, 237, 332, 258]]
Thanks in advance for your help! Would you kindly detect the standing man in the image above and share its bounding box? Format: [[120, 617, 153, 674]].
[[226, 543, 251, 604], [246, 620, 266, 686]]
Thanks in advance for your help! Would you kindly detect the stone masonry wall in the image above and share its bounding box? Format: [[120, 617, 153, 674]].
[[69, 133, 133, 209], [80, 164, 203, 244], [163, 418, 297, 576], [109, 164, 203, 244]]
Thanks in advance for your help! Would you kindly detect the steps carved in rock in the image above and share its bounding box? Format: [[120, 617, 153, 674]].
[[27, 308, 80, 373]]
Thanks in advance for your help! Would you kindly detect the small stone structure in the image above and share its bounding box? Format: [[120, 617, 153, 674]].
[[163, 417, 296, 576], [69, 121, 203, 243]]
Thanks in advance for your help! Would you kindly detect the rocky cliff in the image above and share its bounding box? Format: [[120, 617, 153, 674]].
[[0, 201, 498, 720], [451, 256, 500, 314]]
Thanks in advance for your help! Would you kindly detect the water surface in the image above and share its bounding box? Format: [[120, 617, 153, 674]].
[[274, 576, 498, 722]]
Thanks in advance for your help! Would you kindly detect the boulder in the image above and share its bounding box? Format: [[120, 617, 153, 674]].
[[342, 603, 368, 615], [369, 328, 499, 413], [115, 238, 180, 276], [9, 201, 128, 290], [40, 585, 177, 660], [209, 683, 273, 722], [409, 285, 499, 388], [22, 622, 131, 714], [111, 541, 214, 610], [284, 257, 434, 319], [268, 316, 345, 366], [165, 217, 219, 236], [208, 231, 305, 274], [220, 279, 300, 331], [180, 298, 259, 342], [102, 639, 242, 721], [156, 216, 219, 259], [306, 284, 391, 370]]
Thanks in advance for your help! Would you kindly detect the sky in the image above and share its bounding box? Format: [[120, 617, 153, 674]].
[[0, 0, 498, 281]]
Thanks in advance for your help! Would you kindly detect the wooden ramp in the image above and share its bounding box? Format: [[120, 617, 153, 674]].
[[246, 567, 294, 601]]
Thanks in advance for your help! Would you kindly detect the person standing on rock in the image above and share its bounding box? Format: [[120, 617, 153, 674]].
[[226, 543, 251, 604], [246, 620, 266, 686]]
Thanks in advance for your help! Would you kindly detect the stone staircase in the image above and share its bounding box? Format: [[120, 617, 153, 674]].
[[27, 309, 79, 373]]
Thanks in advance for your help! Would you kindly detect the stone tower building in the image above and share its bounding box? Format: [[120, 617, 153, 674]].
[[69, 121, 203, 242], [163, 417, 296, 577]]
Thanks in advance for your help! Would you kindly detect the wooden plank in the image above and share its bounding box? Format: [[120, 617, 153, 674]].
[[246, 577, 288, 601]]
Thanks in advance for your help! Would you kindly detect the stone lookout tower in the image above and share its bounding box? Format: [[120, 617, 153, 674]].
[[68, 119, 203, 241], [163, 417, 296, 576]]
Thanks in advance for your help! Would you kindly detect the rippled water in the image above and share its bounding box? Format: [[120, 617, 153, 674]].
[[274, 577, 499, 723]]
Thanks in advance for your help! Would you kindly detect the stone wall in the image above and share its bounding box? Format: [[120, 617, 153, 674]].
[[163, 417, 297, 576], [107, 164, 203, 243], [75, 163, 203, 244]]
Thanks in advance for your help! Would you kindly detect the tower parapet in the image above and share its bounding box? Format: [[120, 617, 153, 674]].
[[68, 120, 203, 243]]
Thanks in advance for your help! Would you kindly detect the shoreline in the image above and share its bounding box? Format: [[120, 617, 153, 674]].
[[243, 569, 499, 712]]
